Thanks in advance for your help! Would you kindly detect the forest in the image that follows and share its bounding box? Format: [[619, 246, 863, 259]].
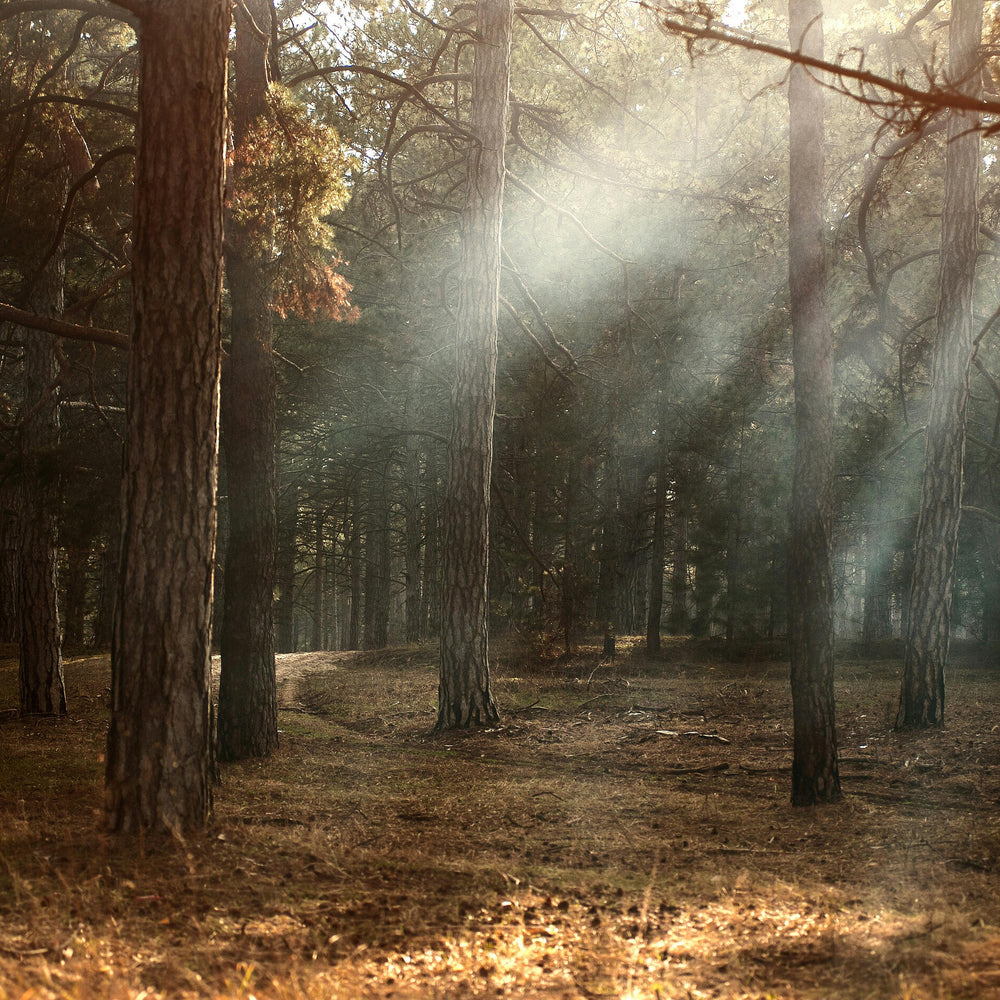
[[1, 0, 999, 997]]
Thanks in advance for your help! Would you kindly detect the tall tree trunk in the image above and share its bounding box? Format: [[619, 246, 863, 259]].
[[347, 488, 361, 650], [218, 0, 279, 762], [312, 511, 325, 651], [275, 467, 297, 653], [61, 544, 88, 651], [363, 459, 391, 650], [92, 531, 116, 650], [668, 490, 690, 635], [17, 260, 65, 716], [861, 529, 893, 649], [437, 0, 512, 729], [561, 452, 580, 656], [646, 436, 667, 654], [0, 491, 17, 645], [595, 454, 620, 637], [105, 0, 229, 835], [422, 450, 442, 639], [787, 0, 841, 806], [404, 373, 424, 643], [899, 0, 983, 728]]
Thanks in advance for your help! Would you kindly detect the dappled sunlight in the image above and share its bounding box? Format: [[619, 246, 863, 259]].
[[2, 646, 998, 999]]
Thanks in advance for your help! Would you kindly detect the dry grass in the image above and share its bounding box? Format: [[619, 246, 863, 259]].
[[1, 639, 998, 1000]]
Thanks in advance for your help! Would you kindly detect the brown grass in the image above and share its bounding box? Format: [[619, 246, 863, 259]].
[[1, 639, 998, 1000]]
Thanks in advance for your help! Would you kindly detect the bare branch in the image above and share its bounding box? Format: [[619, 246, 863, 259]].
[[33, 145, 135, 285], [0, 0, 140, 25], [502, 247, 577, 369], [0, 93, 137, 121], [506, 171, 628, 265], [499, 294, 574, 385], [0, 300, 128, 350], [644, 2, 1000, 123]]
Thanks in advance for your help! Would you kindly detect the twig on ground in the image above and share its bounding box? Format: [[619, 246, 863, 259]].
[[661, 762, 729, 775]]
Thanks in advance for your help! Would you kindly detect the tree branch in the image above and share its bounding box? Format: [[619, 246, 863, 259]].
[[0, 0, 140, 26], [506, 171, 628, 265], [644, 2, 1000, 122], [0, 300, 128, 350]]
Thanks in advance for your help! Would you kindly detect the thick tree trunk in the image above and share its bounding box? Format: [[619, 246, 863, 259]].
[[899, 0, 983, 728], [17, 260, 66, 716], [105, 0, 229, 835], [787, 0, 841, 806], [218, 0, 279, 762], [437, 0, 512, 729]]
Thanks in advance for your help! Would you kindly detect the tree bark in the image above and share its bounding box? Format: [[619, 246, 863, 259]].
[[17, 260, 66, 717], [899, 0, 983, 728], [218, 0, 279, 762], [437, 0, 512, 729], [105, 0, 229, 835], [787, 0, 841, 806]]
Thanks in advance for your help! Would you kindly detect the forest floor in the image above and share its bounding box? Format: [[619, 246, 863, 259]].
[[0, 637, 998, 1000]]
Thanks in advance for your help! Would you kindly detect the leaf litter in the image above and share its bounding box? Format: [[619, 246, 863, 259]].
[[0, 638, 997, 999]]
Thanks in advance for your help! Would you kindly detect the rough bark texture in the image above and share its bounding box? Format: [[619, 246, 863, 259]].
[[218, 0, 279, 762], [105, 0, 229, 835], [437, 0, 512, 730], [899, 0, 982, 729], [787, 0, 841, 807], [17, 260, 66, 717]]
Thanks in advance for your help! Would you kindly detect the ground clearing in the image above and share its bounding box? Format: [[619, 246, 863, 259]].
[[1, 638, 998, 999]]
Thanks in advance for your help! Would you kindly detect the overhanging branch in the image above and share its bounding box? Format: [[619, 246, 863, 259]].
[[643, 2, 1000, 123], [0, 300, 128, 350]]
